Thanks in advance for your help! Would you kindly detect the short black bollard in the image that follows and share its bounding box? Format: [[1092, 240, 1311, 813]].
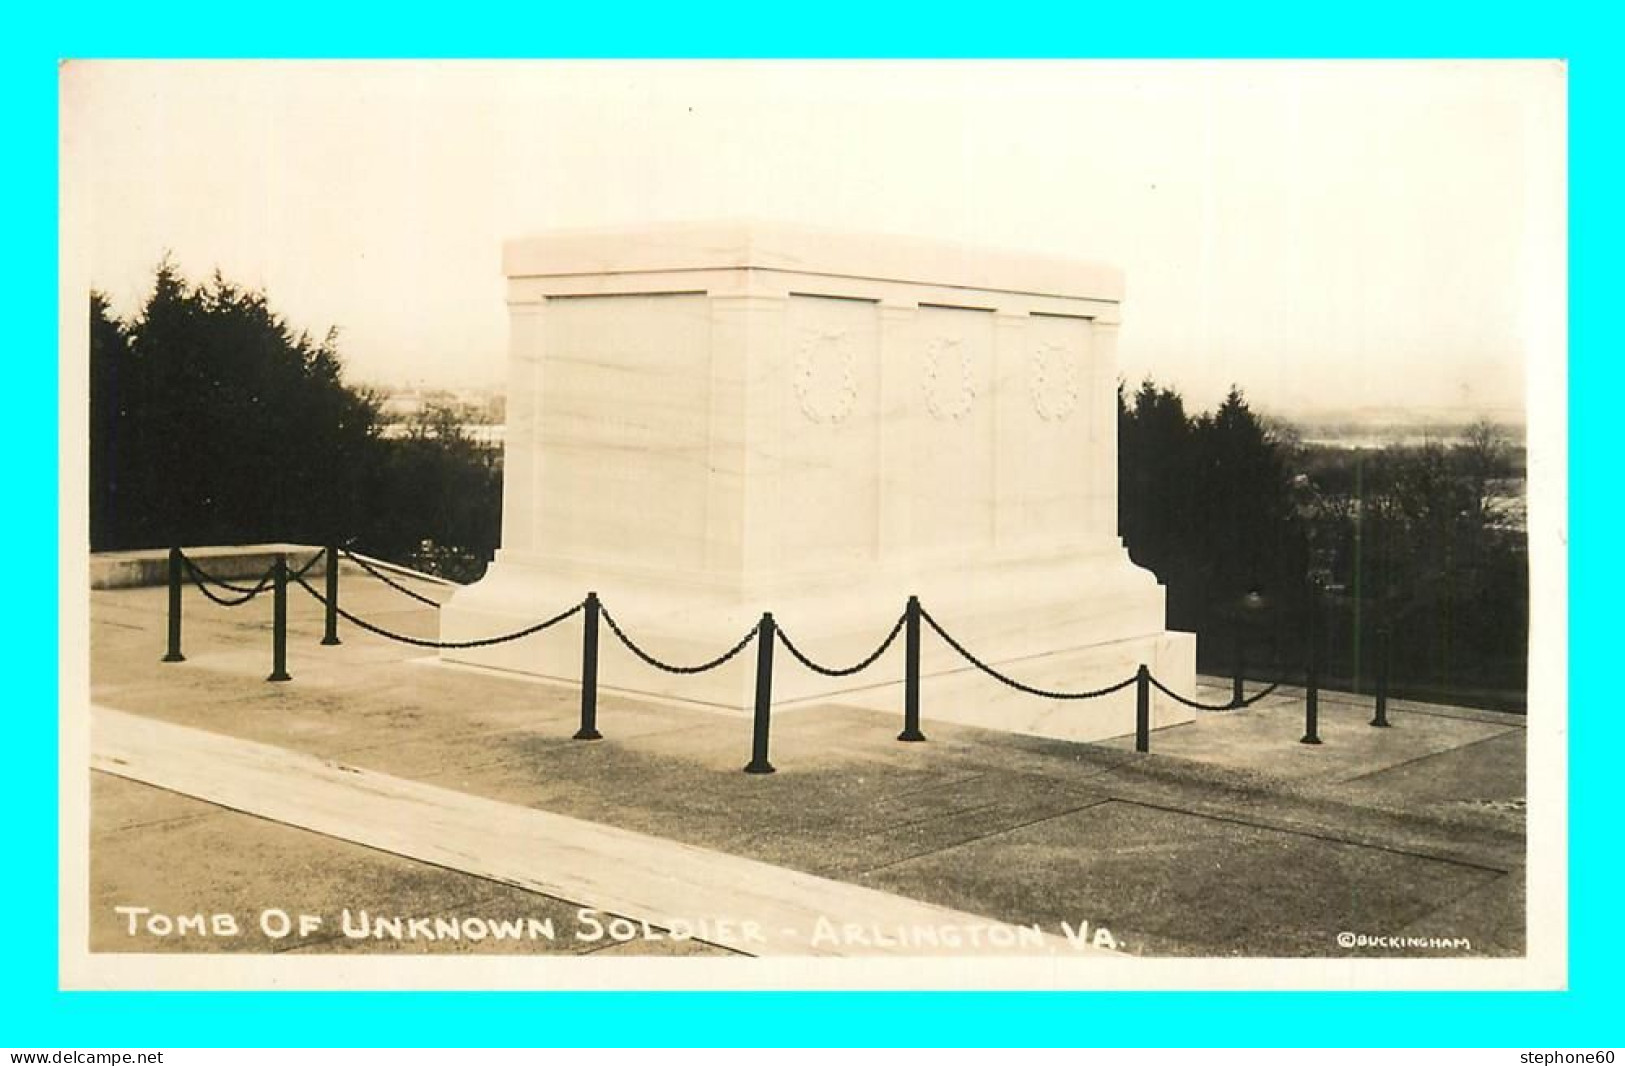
[[162, 546, 185, 663], [1301, 685, 1322, 744], [744, 612, 776, 774], [267, 552, 291, 683], [1299, 586, 1323, 745], [898, 595, 926, 742], [1231, 632, 1246, 709], [1301, 644, 1322, 746], [1371, 626, 1392, 728], [575, 592, 603, 740], [320, 545, 341, 646], [1134, 664, 1151, 753]]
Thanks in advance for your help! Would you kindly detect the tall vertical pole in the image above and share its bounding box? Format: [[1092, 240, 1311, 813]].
[[898, 596, 926, 742], [1135, 664, 1151, 753], [1371, 625, 1392, 728], [1231, 631, 1246, 708], [320, 545, 341, 646], [162, 546, 185, 663], [1352, 454, 1364, 694], [575, 592, 603, 740], [1301, 585, 1322, 744], [267, 552, 291, 683], [744, 613, 776, 774]]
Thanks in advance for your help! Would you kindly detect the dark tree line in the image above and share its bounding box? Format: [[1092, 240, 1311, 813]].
[[1118, 381, 1527, 711], [1296, 425, 1528, 708], [90, 263, 501, 582]]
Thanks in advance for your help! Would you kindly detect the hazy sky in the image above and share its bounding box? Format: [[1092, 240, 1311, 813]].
[[61, 60, 1563, 417]]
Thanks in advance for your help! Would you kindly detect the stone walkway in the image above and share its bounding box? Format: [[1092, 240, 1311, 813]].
[[85, 568, 1527, 958]]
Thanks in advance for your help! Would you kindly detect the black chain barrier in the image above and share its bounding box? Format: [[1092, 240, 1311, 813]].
[[918, 606, 1140, 701], [339, 547, 445, 608], [775, 611, 907, 678], [162, 535, 1349, 769], [1148, 673, 1285, 712], [179, 553, 273, 596], [180, 550, 321, 599], [599, 605, 760, 675], [180, 558, 277, 607], [293, 574, 584, 649]]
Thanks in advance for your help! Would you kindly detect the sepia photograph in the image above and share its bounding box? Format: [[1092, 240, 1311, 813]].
[[57, 59, 1567, 992]]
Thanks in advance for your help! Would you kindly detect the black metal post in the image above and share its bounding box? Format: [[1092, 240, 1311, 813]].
[[1301, 589, 1322, 744], [898, 596, 926, 742], [162, 547, 185, 663], [744, 612, 776, 774], [1371, 626, 1392, 728], [575, 592, 603, 740], [320, 545, 341, 646], [267, 552, 291, 683], [1231, 632, 1246, 708], [1135, 664, 1151, 753]]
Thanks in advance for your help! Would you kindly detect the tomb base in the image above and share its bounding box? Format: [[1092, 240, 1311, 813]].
[[440, 540, 1196, 742]]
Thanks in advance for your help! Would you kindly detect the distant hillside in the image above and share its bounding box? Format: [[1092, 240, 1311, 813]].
[[1271, 407, 1526, 451]]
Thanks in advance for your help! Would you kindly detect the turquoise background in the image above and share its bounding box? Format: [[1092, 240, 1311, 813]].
[[7, 0, 1612, 1046]]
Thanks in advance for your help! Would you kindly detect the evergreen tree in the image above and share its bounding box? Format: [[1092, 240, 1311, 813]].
[[89, 291, 135, 547], [92, 262, 380, 550], [359, 404, 503, 583], [87, 262, 502, 582], [1192, 387, 1305, 615], [1119, 380, 1306, 641]]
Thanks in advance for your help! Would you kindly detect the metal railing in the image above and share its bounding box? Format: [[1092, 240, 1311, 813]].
[[160, 546, 1397, 773]]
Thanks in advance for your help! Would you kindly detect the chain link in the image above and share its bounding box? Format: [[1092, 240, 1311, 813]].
[[339, 547, 445, 607], [918, 607, 1139, 701], [287, 551, 324, 581], [599, 605, 760, 675], [182, 558, 276, 607], [178, 553, 275, 597], [294, 574, 582, 649], [1148, 674, 1286, 712], [1146, 674, 1246, 712], [1237, 679, 1284, 706], [179, 550, 321, 598], [775, 612, 907, 678]]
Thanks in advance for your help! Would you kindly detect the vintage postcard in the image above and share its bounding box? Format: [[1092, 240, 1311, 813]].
[[57, 59, 1566, 991]]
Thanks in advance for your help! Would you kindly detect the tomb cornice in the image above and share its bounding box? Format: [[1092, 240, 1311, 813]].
[[504, 220, 1124, 304]]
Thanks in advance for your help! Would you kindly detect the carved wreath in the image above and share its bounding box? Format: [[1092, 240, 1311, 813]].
[[1030, 340, 1080, 421], [792, 327, 859, 424], [923, 336, 976, 421]]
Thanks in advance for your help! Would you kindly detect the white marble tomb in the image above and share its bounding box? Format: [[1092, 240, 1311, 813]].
[[439, 222, 1197, 742]]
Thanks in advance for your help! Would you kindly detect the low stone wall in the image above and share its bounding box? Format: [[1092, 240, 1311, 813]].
[[90, 544, 326, 589]]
